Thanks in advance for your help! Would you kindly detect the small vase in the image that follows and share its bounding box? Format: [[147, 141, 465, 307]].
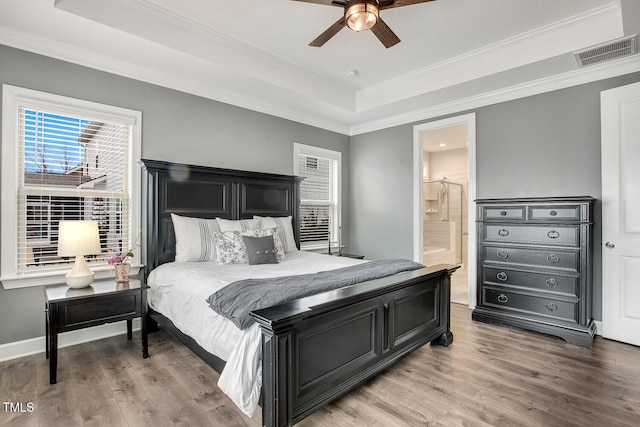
[[114, 263, 131, 283]]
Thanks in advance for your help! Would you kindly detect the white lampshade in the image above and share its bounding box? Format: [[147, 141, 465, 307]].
[[58, 220, 101, 288], [58, 220, 101, 256]]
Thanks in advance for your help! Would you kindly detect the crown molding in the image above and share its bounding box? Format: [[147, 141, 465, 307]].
[[0, 27, 352, 134], [54, 0, 356, 112], [1, 6, 637, 138], [356, 2, 622, 112], [349, 54, 640, 135]]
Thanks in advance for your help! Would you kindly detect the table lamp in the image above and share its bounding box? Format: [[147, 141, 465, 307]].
[[57, 220, 101, 288]]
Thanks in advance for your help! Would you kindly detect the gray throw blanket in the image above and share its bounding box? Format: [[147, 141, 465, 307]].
[[207, 258, 424, 330]]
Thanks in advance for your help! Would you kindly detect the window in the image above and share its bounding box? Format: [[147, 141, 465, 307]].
[[1, 85, 142, 288], [293, 143, 341, 251]]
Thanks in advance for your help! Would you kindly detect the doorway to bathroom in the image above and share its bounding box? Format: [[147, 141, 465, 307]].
[[413, 113, 476, 307]]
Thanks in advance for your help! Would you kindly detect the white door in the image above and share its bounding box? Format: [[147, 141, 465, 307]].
[[601, 81, 640, 346]]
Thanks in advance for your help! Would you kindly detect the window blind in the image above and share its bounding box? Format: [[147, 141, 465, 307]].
[[297, 154, 339, 249], [16, 108, 132, 273]]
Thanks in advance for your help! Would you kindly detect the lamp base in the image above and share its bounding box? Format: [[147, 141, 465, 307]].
[[65, 255, 95, 288]]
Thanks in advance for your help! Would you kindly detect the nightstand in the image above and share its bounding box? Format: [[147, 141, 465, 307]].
[[45, 278, 148, 384]]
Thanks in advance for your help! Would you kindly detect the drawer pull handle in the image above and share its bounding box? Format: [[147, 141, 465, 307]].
[[497, 250, 508, 259], [496, 272, 508, 281], [550, 210, 557, 216], [547, 254, 559, 263], [497, 294, 509, 303], [500, 210, 507, 216], [547, 230, 560, 239], [498, 229, 510, 236], [545, 278, 558, 288], [545, 303, 558, 312]]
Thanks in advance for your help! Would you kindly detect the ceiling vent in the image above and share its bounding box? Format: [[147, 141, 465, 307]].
[[574, 35, 637, 67]]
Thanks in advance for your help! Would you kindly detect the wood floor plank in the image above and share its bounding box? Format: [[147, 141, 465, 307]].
[[2, 304, 640, 426], [0, 356, 39, 426]]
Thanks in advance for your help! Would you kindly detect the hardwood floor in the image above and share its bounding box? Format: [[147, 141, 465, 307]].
[[2, 304, 639, 426], [449, 264, 468, 305]]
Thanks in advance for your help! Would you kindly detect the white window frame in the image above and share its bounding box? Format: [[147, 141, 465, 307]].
[[1, 85, 142, 289], [293, 143, 342, 251]]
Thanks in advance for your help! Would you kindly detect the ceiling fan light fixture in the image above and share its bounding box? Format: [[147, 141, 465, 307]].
[[346, 2, 379, 32]]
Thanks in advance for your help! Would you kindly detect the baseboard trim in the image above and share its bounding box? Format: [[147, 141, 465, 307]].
[[594, 319, 603, 336], [0, 318, 141, 362]]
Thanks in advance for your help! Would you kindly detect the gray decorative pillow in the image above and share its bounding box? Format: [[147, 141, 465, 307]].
[[241, 228, 285, 261], [242, 235, 278, 265]]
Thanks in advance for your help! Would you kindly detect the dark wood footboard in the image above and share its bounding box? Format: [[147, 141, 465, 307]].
[[251, 264, 458, 427]]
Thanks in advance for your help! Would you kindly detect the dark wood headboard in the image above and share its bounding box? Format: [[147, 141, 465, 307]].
[[141, 159, 303, 275]]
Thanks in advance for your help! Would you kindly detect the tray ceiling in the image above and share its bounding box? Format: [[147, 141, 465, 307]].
[[1, 0, 639, 134]]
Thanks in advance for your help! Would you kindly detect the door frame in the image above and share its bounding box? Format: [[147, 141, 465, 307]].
[[413, 113, 477, 308]]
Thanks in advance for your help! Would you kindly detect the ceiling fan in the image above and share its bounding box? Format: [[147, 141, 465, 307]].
[[293, 0, 436, 48]]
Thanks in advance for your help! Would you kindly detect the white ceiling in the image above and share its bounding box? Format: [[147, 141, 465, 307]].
[[1, 0, 639, 135], [422, 123, 468, 153]]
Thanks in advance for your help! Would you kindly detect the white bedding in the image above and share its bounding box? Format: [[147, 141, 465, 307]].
[[147, 251, 365, 416]]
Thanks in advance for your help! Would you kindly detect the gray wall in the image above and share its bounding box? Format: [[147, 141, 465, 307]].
[[2, 41, 639, 345], [350, 125, 415, 261], [349, 71, 640, 321], [0, 44, 350, 345]]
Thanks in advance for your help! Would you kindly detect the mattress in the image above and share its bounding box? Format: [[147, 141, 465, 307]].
[[147, 251, 365, 416]]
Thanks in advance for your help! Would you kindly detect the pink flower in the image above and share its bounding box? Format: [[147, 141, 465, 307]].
[[108, 230, 142, 265], [107, 254, 126, 265]]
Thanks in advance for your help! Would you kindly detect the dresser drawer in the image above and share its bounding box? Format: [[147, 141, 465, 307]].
[[483, 224, 579, 246], [483, 246, 579, 271], [57, 293, 142, 332], [528, 205, 582, 221], [483, 267, 578, 296], [480, 206, 526, 220], [482, 287, 578, 323]]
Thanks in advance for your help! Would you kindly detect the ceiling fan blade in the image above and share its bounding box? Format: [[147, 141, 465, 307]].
[[309, 17, 347, 47], [291, 0, 346, 6], [370, 17, 401, 48], [379, 0, 436, 10]]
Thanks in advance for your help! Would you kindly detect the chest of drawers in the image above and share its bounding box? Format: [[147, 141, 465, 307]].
[[472, 197, 595, 347]]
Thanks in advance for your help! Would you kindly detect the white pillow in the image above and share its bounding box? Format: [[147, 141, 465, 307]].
[[216, 217, 262, 232], [170, 214, 220, 262], [254, 216, 297, 253]]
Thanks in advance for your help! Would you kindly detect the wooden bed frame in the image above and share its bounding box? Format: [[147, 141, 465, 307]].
[[141, 159, 457, 427]]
